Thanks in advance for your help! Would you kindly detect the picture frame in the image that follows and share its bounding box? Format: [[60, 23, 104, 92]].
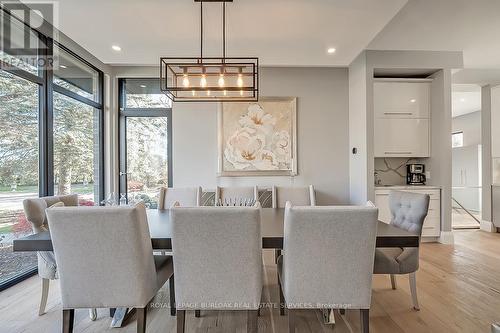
[[217, 97, 297, 176]]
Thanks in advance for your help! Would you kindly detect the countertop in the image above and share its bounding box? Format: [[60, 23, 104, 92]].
[[375, 185, 441, 190]]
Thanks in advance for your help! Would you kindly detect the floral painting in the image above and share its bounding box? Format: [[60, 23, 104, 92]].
[[218, 97, 297, 176]]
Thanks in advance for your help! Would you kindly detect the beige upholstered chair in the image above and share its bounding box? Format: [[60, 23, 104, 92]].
[[158, 187, 202, 209], [170, 204, 262, 333], [271, 185, 316, 263], [46, 204, 173, 333], [22, 194, 96, 320], [271, 185, 316, 208], [215, 186, 258, 206], [373, 191, 430, 311], [278, 203, 378, 333]]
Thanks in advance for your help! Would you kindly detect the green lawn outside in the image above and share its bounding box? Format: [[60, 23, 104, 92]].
[[0, 183, 95, 194]]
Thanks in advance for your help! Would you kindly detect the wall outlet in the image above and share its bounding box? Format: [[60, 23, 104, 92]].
[[425, 171, 431, 179]]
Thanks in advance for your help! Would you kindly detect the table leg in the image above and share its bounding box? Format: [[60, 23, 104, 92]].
[[322, 309, 336, 325], [110, 307, 131, 328]]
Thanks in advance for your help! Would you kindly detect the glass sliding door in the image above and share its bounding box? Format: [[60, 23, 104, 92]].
[[119, 79, 172, 209]]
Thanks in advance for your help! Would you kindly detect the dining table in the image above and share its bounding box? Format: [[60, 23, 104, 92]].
[[12, 207, 419, 328]]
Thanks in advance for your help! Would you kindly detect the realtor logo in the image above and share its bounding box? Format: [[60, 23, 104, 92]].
[[0, 1, 59, 69]]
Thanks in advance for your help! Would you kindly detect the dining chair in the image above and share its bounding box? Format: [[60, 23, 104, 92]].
[[215, 186, 258, 205], [278, 203, 378, 333], [22, 194, 97, 320], [271, 185, 316, 263], [158, 187, 202, 209], [271, 185, 316, 208], [373, 191, 430, 311], [46, 203, 174, 333], [170, 204, 262, 333]]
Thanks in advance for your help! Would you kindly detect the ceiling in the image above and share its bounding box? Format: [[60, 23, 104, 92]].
[[22, 0, 407, 66], [452, 84, 481, 118], [368, 0, 500, 69]]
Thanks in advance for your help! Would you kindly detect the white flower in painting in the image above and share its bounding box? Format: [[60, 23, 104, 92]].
[[224, 127, 266, 170], [252, 149, 279, 170], [239, 104, 276, 134], [272, 130, 291, 165]]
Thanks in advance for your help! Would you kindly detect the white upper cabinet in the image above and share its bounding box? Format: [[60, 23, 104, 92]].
[[374, 81, 430, 118], [374, 80, 431, 158]]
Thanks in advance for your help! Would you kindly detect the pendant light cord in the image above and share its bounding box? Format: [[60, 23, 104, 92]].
[[222, 1, 226, 61], [200, 0, 203, 62]]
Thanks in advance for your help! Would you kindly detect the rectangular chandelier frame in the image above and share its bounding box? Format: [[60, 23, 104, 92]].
[[160, 57, 259, 102]]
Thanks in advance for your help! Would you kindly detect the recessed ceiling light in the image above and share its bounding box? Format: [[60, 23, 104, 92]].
[[460, 98, 466, 102], [410, 99, 416, 103], [140, 84, 147, 88], [111, 45, 122, 52], [327, 47, 336, 54], [60, 65, 67, 69]]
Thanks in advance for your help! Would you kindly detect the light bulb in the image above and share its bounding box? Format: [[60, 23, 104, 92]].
[[207, 90, 211, 96], [218, 74, 225, 87], [182, 74, 190, 88], [240, 90, 243, 96], [237, 74, 244, 87], [200, 74, 207, 88], [191, 90, 196, 96], [223, 90, 227, 96]]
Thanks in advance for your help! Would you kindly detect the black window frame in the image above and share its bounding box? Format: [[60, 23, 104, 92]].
[[0, 9, 105, 290], [118, 78, 173, 198]]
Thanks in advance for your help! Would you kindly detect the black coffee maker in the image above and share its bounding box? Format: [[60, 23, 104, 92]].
[[406, 164, 426, 185]]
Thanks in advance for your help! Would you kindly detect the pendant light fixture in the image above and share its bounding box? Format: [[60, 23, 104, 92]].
[[160, 0, 259, 102]]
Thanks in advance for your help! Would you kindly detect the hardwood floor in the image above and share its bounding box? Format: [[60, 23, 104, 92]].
[[1, 230, 499, 333]]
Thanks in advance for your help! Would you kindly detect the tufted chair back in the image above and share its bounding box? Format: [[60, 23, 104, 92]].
[[23, 194, 79, 234], [389, 191, 430, 236]]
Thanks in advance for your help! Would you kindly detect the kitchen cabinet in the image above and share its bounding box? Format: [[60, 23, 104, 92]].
[[374, 80, 431, 158], [374, 81, 430, 118], [375, 187, 441, 238], [374, 118, 430, 157]]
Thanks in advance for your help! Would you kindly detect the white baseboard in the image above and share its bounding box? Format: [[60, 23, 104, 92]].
[[480, 220, 496, 233], [438, 231, 454, 244]]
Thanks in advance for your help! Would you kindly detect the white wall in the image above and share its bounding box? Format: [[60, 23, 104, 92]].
[[348, 53, 369, 204], [112, 67, 351, 205], [452, 111, 481, 147]]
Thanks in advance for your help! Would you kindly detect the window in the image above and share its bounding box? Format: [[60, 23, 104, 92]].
[[53, 92, 101, 205], [122, 78, 172, 109], [0, 11, 104, 290], [0, 70, 39, 287], [119, 79, 172, 209], [53, 44, 100, 102], [452, 131, 464, 148]]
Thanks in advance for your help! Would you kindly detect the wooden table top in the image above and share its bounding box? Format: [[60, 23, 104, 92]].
[[13, 208, 419, 252]]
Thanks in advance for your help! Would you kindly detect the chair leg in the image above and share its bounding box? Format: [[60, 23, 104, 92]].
[[360, 309, 369, 333], [39, 278, 50, 316], [409, 272, 420, 311], [169, 276, 176, 316], [278, 276, 285, 316], [137, 307, 147, 333], [89, 308, 97, 321], [177, 310, 186, 333], [288, 309, 296, 333], [247, 310, 258, 333], [195, 310, 201, 317], [275, 249, 281, 264], [62, 309, 74, 333], [390, 274, 397, 290]]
